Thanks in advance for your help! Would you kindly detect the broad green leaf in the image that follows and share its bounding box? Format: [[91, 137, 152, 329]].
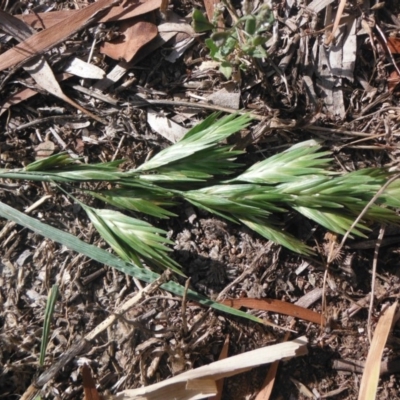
[[219, 61, 233, 79], [192, 9, 214, 32]]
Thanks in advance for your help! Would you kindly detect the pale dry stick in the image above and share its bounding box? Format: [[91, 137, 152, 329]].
[[333, 173, 400, 264], [86, 270, 172, 340], [335, 133, 387, 151], [374, 23, 400, 77], [215, 250, 265, 302], [324, 0, 347, 45], [321, 234, 339, 329], [49, 127, 79, 159], [180, 277, 191, 336], [306, 125, 374, 138], [20, 270, 171, 400], [111, 134, 126, 162], [367, 225, 386, 343], [10, 115, 86, 132], [129, 98, 265, 121]]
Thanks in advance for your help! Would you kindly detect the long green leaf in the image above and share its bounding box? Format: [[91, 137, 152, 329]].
[[0, 201, 264, 325]]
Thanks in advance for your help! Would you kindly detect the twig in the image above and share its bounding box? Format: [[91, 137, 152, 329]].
[[332, 358, 400, 375], [324, 0, 346, 45], [9, 115, 87, 132], [129, 97, 265, 121], [216, 250, 265, 301], [368, 225, 385, 343], [181, 277, 191, 336]]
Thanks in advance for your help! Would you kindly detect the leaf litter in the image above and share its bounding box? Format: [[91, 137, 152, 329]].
[[2, 0, 400, 399]]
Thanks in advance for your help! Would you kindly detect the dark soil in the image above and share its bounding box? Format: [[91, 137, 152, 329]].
[[2, 0, 400, 399]]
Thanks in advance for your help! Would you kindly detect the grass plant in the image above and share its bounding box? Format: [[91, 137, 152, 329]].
[[1, 113, 400, 322]]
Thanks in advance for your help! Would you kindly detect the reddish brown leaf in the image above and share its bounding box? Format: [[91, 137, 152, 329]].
[[15, 0, 161, 30], [221, 298, 325, 325], [0, 0, 118, 72], [100, 18, 158, 62], [209, 335, 230, 400], [82, 364, 101, 400], [387, 37, 400, 54], [388, 69, 400, 92], [203, 0, 220, 22]]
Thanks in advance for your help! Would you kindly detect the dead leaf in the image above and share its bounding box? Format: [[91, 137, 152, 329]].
[[208, 335, 229, 400], [82, 363, 102, 400], [208, 88, 240, 110], [159, 21, 196, 63], [147, 108, 189, 143], [63, 57, 105, 79], [113, 337, 308, 400], [0, 0, 118, 72], [203, 0, 219, 22], [103, 0, 161, 21], [221, 298, 325, 325], [35, 141, 55, 160], [100, 19, 158, 62], [290, 377, 314, 398], [387, 37, 400, 54], [15, 0, 162, 30], [388, 69, 400, 92], [94, 10, 183, 91], [358, 302, 398, 400]]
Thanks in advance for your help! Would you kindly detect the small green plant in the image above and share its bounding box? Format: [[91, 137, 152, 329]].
[[2, 113, 400, 324], [192, 2, 274, 79]]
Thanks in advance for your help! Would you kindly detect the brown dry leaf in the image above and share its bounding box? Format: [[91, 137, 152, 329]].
[[100, 18, 158, 62], [388, 69, 400, 92], [0, 0, 118, 72], [387, 37, 400, 54], [35, 141, 55, 160], [15, 0, 162, 30], [203, 0, 219, 22], [82, 363, 102, 400], [147, 108, 189, 142], [208, 335, 230, 400], [94, 10, 183, 91], [112, 337, 308, 400], [289, 377, 314, 398], [0, 87, 37, 116], [221, 298, 325, 325], [255, 353, 279, 400], [358, 302, 398, 400]]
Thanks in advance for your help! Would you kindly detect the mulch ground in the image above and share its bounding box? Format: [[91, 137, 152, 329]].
[[2, 0, 400, 399]]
